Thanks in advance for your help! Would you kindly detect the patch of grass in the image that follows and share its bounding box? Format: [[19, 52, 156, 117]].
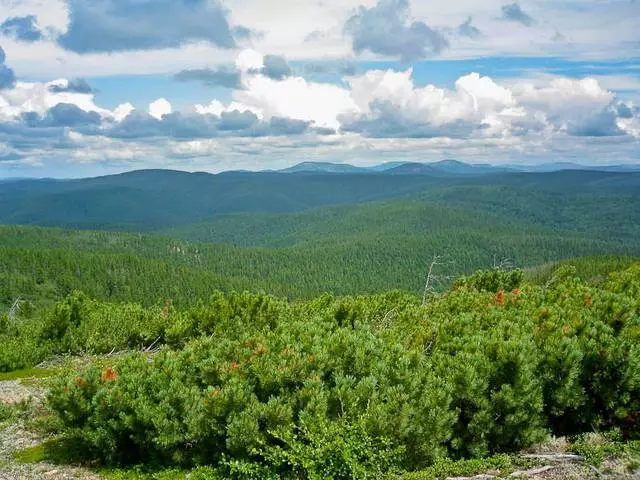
[[394, 454, 534, 479], [569, 432, 640, 470], [0, 402, 15, 424], [100, 467, 221, 480], [13, 437, 91, 466], [0, 398, 39, 427], [12, 444, 48, 464], [0, 368, 57, 382], [101, 469, 188, 480]]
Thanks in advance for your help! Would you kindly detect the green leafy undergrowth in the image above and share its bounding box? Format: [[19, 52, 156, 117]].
[[98, 456, 517, 480], [0, 398, 40, 426], [570, 432, 640, 467], [100, 468, 195, 480]]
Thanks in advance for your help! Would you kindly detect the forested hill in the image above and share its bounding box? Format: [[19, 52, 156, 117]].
[[2, 168, 640, 308], [2, 220, 639, 309], [0, 169, 443, 230], [161, 174, 640, 247], [1, 168, 639, 232]]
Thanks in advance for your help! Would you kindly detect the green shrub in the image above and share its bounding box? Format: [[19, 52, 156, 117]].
[[41, 291, 90, 341], [27, 263, 640, 475], [48, 310, 453, 472], [453, 268, 523, 293]]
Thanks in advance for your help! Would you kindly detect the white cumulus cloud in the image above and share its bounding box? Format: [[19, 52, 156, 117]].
[[148, 98, 172, 120], [1, 47, 638, 178]]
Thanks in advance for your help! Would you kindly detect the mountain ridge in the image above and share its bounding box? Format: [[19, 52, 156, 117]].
[[277, 160, 640, 175], [4, 160, 640, 181]]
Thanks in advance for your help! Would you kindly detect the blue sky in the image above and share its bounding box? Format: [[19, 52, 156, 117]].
[[83, 57, 640, 110], [0, 0, 638, 178]]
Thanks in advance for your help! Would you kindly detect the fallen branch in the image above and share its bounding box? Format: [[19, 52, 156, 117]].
[[423, 255, 442, 305], [143, 336, 162, 353], [422, 255, 454, 305], [588, 465, 603, 478], [510, 465, 555, 477], [520, 453, 584, 462], [378, 307, 398, 329], [106, 349, 128, 358], [446, 475, 496, 480]]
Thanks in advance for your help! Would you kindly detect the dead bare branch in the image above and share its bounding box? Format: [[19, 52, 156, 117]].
[[422, 255, 454, 305], [143, 336, 163, 353], [520, 454, 584, 462], [493, 255, 515, 271], [7, 297, 22, 321], [509, 465, 555, 477]]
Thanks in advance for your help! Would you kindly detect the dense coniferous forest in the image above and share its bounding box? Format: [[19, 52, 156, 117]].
[[2, 169, 640, 235], [1, 166, 640, 478], [2, 168, 640, 309]]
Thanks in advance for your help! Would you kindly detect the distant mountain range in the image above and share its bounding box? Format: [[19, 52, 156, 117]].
[[2, 161, 639, 183], [275, 160, 640, 176], [275, 159, 505, 176], [384, 160, 513, 176], [504, 162, 640, 173], [279, 162, 366, 174]]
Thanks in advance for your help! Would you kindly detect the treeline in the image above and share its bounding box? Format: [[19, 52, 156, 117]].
[[6, 264, 635, 478]]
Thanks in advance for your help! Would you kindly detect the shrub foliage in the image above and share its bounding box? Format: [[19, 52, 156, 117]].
[[3, 265, 639, 477]]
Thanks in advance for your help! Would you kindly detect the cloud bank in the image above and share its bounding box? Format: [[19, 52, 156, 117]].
[[0, 48, 638, 176], [501, 3, 535, 26], [344, 0, 448, 61], [0, 15, 43, 42], [57, 0, 240, 53]]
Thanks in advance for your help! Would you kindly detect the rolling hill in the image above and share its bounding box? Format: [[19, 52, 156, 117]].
[[2, 167, 640, 307], [2, 195, 640, 307], [0, 169, 447, 230], [2, 168, 640, 234]]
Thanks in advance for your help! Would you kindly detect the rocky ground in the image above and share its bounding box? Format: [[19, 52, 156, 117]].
[[0, 377, 100, 480]]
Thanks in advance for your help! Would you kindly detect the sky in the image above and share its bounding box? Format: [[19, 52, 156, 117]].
[[0, 0, 638, 178]]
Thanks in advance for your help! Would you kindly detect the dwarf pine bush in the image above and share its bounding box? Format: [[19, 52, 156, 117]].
[[26, 265, 640, 475]]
